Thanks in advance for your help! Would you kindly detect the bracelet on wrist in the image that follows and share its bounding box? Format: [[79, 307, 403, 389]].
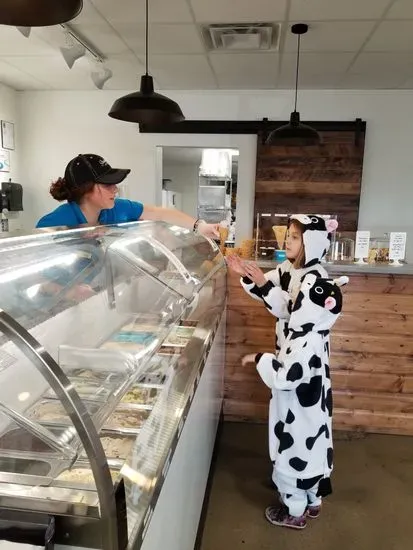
[[193, 218, 205, 233]]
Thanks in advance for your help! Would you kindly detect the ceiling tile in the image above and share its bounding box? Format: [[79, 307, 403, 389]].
[[278, 74, 342, 89], [210, 53, 278, 89], [289, 0, 390, 20], [279, 52, 355, 87], [71, 22, 130, 55], [71, 0, 105, 23], [386, 0, 413, 19], [349, 52, 413, 74], [339, 72, 408, 89], [0, 26, 54, 56], [4, 56, 95, 90], [104, 53, 145, 89], [190, 0, 287, 23], [114, 23, 204, 55], [148, 55, 216, 89], [284, 21, 376, 52], [365, 21, 413, 51], [91, 0, 193, 24], [399, 76, 413, 88], [0, 59, 51, 90]]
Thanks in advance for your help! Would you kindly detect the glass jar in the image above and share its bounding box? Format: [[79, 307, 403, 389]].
[[368, 234, 390, 263], [331, 237, 355, 263]]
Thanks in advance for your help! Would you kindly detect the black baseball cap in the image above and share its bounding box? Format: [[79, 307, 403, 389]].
[[64, 154, 131, 187]]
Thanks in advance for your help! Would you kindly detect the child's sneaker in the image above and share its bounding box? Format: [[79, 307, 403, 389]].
[[306, 505, 321, 519], [265, 506, 307, 530]]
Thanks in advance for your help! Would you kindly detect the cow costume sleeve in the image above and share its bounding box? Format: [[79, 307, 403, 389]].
[[255, 345, 313, 391], [241, 264, 292, 318]]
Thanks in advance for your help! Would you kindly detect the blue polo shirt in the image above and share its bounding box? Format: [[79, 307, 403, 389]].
[[36, 198, 144, 228]]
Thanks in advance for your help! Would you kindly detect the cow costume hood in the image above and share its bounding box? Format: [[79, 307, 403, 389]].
[[289, 214, 338, 268], [289, 274, 349, 334]]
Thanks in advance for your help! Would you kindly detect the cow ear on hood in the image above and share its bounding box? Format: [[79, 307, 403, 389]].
[[326, 219, 338, 234], [333, 276, 349, 287]]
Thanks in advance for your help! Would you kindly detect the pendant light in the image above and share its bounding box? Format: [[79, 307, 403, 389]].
[[0, 0, 82, 26], [266, 24, 320, 146], [108, 0, 184, 125]]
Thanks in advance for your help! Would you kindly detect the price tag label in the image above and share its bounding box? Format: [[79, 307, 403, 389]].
[[355, 231, 370, 261], [389, 232, 407, 261]]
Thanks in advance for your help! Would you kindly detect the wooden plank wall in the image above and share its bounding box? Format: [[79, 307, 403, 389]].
[[255, 131, 365, 240], [225, 270, 413, 436]]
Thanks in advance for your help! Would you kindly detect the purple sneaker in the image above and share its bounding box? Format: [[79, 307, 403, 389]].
[[306, 505, 321, 519], [265, 506, 307, 530]]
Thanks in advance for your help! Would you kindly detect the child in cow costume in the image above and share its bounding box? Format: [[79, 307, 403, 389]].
[[226, 215, 338, 475], [243, 273, 349, 529]]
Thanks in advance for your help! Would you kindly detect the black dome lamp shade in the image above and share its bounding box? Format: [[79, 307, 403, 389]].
[[266, 23, 320, 146], [0, 0, 83, 26], [108, 0, 184, 125]]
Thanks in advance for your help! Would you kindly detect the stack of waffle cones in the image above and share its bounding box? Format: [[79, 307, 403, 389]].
[[272, 225, 287, 250], [219, 226, 229, 254], [240, 239, 255, 260]]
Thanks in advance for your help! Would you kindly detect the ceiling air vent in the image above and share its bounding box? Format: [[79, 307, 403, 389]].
[[202, 23, 281, 51]]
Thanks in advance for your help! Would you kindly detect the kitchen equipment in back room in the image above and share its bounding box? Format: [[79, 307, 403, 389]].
[[1, 179, 23, 233], [161, 179, 181, 209], [198, 149, 233, 225]]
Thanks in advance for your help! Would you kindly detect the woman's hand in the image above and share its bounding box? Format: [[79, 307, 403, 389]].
[[242, 354, 257, 366], [244, 262, 267, 287], [198, 222, 220, 239], [66, 284, 95, 302], [225, 254, 247, 276]]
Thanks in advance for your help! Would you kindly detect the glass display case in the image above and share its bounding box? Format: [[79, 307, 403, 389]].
[[255, 212, 338, 262], [0, 221, 226, 550]]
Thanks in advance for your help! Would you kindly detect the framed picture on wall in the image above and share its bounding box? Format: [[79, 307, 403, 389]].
[[0, 149, 10, 172], [1, 121, 14, 150]]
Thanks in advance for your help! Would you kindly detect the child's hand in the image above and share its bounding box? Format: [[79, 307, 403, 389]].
[[225, 254, 247, 276], [243, 262, 267, 287], [242, 354, 257, 366]]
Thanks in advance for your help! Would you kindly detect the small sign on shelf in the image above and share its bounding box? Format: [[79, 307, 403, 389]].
[[354, 230, 370, 263], [389, 232, 407, 265]]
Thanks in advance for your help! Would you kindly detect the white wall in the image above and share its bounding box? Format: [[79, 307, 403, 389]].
[[163, 162, 199, 218], [16, 89, 413, 258], [0, 83, 20, 231]]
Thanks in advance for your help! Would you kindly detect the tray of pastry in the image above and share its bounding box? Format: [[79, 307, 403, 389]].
[[44, 377, 113, 402], [119, 385, 160, 410], [0, 424, 77, 457], [163, 326, 196, 348], [102, 408, 150, 435], [53, 465, 121, 489], [61, 368, 128, 387], [80, 433, 135, 461], [100, 327, 160, 353], [26, 399, 102, 427]]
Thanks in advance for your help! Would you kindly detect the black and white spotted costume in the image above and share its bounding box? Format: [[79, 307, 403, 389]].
[[241, 215, 338, 352], [241, 215, 338, 461], [254, 273, 349, 517]]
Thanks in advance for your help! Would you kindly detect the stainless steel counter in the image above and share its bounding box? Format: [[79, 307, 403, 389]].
[[257, 260, 413, 275]]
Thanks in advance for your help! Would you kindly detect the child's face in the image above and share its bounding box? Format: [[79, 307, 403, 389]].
[[286, 223, 303, 261]]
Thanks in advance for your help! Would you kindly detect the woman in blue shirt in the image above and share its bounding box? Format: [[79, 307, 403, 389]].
[[36, 153, 219, 239]]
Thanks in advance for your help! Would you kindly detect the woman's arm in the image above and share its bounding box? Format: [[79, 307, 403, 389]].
[[141, 205, 219, 239]]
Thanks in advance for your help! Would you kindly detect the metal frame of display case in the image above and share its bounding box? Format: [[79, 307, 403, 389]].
[[0, 221, 226, 550], [0, 309, 121, 550]]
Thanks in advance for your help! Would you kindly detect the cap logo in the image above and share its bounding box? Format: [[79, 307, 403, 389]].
[[99, 159, 108, 167]]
